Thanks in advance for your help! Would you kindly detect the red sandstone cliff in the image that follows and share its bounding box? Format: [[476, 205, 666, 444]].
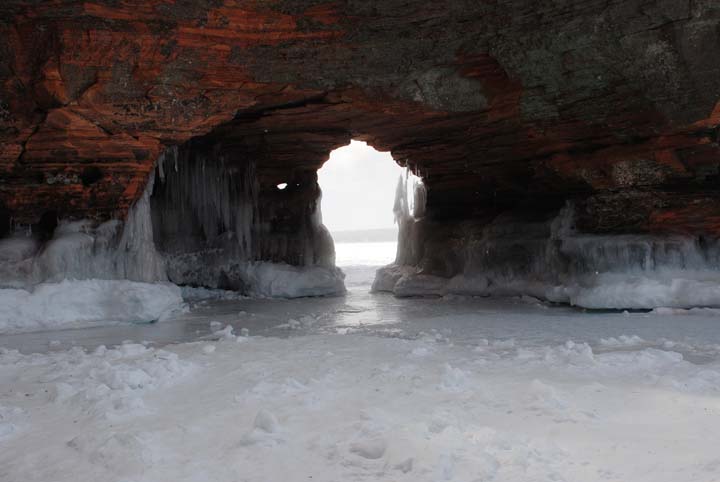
[[1, 0, 720, 236]]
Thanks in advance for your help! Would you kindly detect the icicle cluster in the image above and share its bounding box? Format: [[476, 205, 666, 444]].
[[0, 144, 343, 297], [153, 145, 258, 260], [150, 144, 341, 295]]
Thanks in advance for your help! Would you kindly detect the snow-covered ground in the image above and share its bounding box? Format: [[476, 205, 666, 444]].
[[2, 241, 720, 481]]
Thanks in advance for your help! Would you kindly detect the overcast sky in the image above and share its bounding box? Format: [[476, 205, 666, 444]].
[[317, 141, 403, 233]]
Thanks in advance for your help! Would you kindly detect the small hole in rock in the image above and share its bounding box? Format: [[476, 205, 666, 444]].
[[0, 202, 10, 238], [36, 210, 58, 241], [80, 166, 104, 187]]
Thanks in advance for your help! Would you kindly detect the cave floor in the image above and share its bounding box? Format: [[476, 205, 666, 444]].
[[2, 262, 720, 481]]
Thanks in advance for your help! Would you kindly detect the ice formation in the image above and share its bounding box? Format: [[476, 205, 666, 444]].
[[376, 200, 720, 309], [0, 144, 344, 314], [0, 279, 183, 334], [151, 144, 342, 296], [393, 170, 425, 266], [0, 168, 184, 333], [5, 138, 720, 312], [242, 262, 345, 298], [0, 171, 166, 289], [152, 145, 257, 261]]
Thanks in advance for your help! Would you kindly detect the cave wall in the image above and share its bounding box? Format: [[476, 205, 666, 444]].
[[150, 139, 335, 290], [2, 0, 720, 298]]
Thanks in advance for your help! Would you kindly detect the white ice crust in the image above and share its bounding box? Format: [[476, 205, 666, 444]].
[[0, 279, 184, 334]]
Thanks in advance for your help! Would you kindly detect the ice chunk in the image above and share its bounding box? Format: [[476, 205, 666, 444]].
[[0, 279, 184, 334], [212, 325, 236, 341], [371, 264, 414, 292], [244, 262, 345, 298], [350, 438, 387, 459], [253, 409, 279, 433], [566, 274, 720, 310]]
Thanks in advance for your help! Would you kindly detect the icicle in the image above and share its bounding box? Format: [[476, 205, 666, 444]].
[[393, 174, 407, 225], [157, 149, 166, 183], [412, 178, 426, 219]]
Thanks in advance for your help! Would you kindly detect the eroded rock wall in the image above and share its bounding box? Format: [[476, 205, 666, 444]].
[[1, 1, 720, 302], [2, 1, 720, 229]]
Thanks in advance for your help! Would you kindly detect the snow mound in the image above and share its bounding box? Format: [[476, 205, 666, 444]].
[[0, 342, 194, 424], [0, 279, 184, 334], [244, 262, 345, 298], [563, 274, 720, 309]]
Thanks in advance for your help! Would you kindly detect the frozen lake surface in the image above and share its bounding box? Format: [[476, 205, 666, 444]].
[[2, 241, 720, 481]]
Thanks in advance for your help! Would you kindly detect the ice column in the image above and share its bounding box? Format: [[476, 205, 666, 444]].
[[394, 169, 425, 265], [114, 169, 167, 281]]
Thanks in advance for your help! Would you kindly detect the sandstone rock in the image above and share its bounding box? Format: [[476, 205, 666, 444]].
[[1, 1, 720, 292]]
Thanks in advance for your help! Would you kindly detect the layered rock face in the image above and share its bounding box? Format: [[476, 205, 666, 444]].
[[1, 1, 720, 303]]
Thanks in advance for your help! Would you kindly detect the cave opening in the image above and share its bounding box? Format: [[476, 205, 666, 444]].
[[317, 140, 405, 269]]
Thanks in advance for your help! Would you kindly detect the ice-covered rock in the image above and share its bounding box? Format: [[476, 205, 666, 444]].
[[0, 147, 346, 307], [376, 203, 720, 310], [243, 262, 345, 298]]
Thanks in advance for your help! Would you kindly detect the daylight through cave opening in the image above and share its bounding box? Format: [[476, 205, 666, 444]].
[[317, 140, 410, 270]]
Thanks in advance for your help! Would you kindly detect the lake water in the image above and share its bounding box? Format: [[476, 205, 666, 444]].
[[334, 241, 397, 267]]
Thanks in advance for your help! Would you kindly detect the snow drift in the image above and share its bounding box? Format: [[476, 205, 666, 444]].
[[0, 279, 184, 334]]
